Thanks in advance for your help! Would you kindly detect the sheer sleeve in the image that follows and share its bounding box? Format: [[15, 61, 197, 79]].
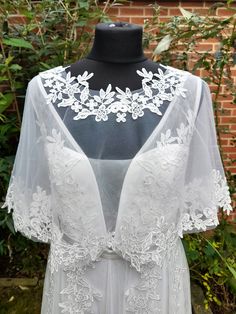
[[178, 78, 233, 237], [1, 79, 52, 244]]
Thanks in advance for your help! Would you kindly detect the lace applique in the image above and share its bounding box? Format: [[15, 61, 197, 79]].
[[156, 108, 195, 148], [178, 168, 233, 237], [1, 175, 52, 243], [113, 215, 179, 273], [125, 263, 162, 313], [117, 214, 180, 313], [39, 65, 188, 122], [59, 263, 102, 314]]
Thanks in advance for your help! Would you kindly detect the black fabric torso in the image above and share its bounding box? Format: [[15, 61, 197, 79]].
[[56, 22, 169, 159]]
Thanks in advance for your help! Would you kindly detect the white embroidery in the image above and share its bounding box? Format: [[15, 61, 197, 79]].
[[1, 176, 52, 243], [39, 66, 188, 122], [156, 108, 194, 149], [1, 64, 233, 313], [125, 263, 162, 313], [58, 264, 102, 314], [113, 215, 179, 273], [178, 168, 232, 237]]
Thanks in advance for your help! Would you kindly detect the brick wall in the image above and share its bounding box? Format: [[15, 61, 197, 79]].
[[105, 0, 236, 220]]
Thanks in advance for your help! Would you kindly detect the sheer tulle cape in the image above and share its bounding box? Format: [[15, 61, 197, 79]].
[[1, 64, 233, 313]]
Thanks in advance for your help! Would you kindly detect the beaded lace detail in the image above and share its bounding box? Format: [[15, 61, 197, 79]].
[[39, 65, 188, 122]]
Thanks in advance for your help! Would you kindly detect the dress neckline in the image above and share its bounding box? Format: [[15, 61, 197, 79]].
[[37, 63, 191, 161], [38, 63, 190, 123]]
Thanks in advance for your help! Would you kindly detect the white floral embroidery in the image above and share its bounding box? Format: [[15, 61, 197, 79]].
[[125, 264, 162, 313], [1, 64, 233, 313], [39, 65, 188, 123], [113, 215, 179, 273], [1, 176, 52, 243], [178, 168, 232, 237], [58, 264, 102, 314], [156, 108, 194, 149], [114, 215, 179, 313]]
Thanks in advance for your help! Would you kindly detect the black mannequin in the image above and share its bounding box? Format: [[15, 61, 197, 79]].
[[59, 21, 169, 159]]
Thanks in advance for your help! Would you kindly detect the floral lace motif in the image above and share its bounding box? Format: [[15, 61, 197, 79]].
[[39, 65, 188, 122], [125, 263, 162, 313], [1, 64, 233, 313], [59, 264, 102, 314], [1, 175, 52, 243], [113, 215, 179, 313], [178, 168, 232, 237], [113, 215, 179, 272]]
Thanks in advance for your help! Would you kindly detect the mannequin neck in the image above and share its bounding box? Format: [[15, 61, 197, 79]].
[[85, 21, 147, 63]]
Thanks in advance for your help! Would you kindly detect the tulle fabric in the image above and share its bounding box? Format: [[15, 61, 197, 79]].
[[1, 64, 232, 313]]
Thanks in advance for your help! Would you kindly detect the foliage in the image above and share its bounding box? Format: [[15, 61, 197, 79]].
[[0, 0, 235, 313], [0, 285, 43, 314], [143, 1, 236, 312], [182, 222, 236, 313]]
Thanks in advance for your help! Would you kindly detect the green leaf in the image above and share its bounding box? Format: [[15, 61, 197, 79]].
[[0, 76, 8, 82], [0, 93, 14, 113], [78, 0, 89, 10], [204, 243, 215, 257], [153, 34, 172, 55], [5, 55, 14, 66], [6, 217, 16, 234], [9, 64, 22, 71], [76, 20, 88, 27], [228, 265, 236, 279], [3, 38, 34, 50], [179, 7, 195, 19], [228, 277, 236, 294]]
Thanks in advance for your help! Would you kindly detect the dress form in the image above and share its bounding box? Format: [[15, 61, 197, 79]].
[[58, 21, 169, 159]]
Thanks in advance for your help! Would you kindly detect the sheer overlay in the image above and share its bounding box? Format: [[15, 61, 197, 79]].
[[1, 64, 233, 314]]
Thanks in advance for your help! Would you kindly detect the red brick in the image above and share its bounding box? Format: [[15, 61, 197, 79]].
[[221, 101, 236, 109], [129, 1, 152, 5], [8, 15, 27, 24], [218, 108, 232, 116], [217, 8, 236, 16], [179, 1, 204, 7], [221, 117, 236, 124], [222, 145, 236, 152], [221, 134, 234, 139], [220, 139, 229, 146], [112, 16, 130, 23], [217, 94, 233, 101], [106, 7, 119, 15], [119, 7, 144, 16], [231, 69, 236, 76], [192, 8, 213, 15], [155, 0, 178, 8], [144, 7, 168, 16], [230, 125, 236, 131], [158, 17, 171, 22], [204, 38, 221, 43], [130, 17, 149, 24], [195, 43, 214, 51], [209, 85, 223, 93], [169, 8, 189, 15]]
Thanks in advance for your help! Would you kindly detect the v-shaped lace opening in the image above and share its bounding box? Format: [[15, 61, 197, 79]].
[[37, 65, 191, 235]]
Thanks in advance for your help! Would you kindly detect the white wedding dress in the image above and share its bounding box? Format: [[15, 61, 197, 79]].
[[1, 63, 233, 314]]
